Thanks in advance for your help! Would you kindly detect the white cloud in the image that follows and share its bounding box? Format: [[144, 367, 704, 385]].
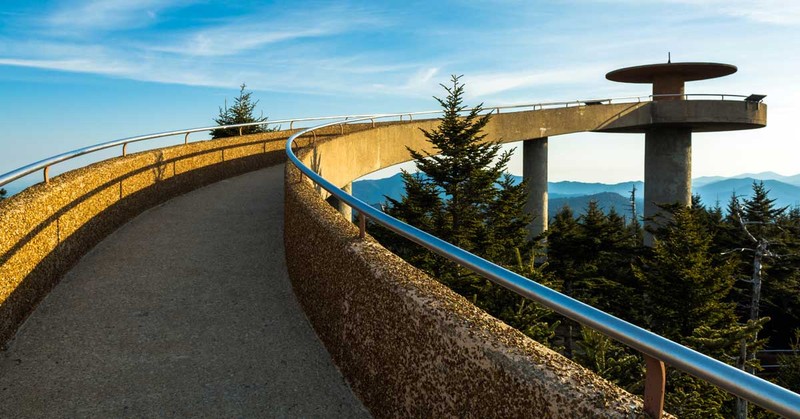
[[0, 58, 132, 76], [654, 0, 800, 24], [405, 67, 439, 89], [0, 56, 229, 88], [150, 25, 337, 57], [45, 0, 184, 32], [0, 3, 403, 94], [139, 5, 386, 57], [466, 68, 601, 97]]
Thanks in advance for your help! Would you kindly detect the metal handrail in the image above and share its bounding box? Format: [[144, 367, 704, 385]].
[[0, 93, 755, 190], [285, 103, 799, 418], [0, 113, 396, 188]]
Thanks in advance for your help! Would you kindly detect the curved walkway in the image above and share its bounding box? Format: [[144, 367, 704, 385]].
[[0, 165, 369, 418]]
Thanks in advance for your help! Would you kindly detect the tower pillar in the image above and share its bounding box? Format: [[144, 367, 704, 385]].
[[523, 137, 548, 239], [643, 127, 692, 245]]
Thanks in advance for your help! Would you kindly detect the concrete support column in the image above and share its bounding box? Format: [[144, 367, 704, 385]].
[[643, 127, 692, 246], [337, 183, 353, 222], [523, 137, 548, 239]]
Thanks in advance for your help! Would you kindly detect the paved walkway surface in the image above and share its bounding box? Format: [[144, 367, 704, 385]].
[[0, 165, 370, 418]]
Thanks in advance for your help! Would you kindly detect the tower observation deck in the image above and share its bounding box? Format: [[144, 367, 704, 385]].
[[600, 61, 765, 244]]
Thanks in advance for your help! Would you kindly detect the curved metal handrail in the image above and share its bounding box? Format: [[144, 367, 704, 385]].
[[0, 114, 395, 188], [285, 102, 799, 418], [0, 92, 757, 191]]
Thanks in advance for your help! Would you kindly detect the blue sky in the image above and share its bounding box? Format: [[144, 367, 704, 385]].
[[1, 0, 799, 188]]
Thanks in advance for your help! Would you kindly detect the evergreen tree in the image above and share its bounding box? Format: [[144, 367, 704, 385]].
[[744, 181, 788, 228], [777, 330, 800, 393], [574, 326, 642, 393], [371, 75, 553, 344], [545, 205, 583, 354], [721, 183, 800, 349], [212, 83, 274, 138], [636, 207, 738, 341], [635, 206, 764, 417]]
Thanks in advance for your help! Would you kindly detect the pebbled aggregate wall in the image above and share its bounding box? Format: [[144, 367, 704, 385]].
[[284, 159, 661, 418], [0, 126, 359, 346]]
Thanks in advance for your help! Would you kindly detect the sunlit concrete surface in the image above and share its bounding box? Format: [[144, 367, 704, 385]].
[[0, 165, 369, 418]]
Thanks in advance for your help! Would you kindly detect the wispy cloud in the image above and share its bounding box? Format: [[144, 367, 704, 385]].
[[467, 68, 601, 97], [2, 0, 797, 102], [144, 7, 374, 59], [0, 58, 131, 76], [0, 2, 405, 93], [651, 0, 800, 25], [45, 0, 186, 33]]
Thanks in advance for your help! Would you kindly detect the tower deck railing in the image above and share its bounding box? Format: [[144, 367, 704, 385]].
[[0, 93, 757, 190]]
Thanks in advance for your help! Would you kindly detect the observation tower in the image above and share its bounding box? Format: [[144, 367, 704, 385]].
[[600, 61, 766, 244]]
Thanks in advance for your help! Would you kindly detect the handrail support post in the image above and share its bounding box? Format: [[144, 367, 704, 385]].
[[643, 354, 666, 419], [43, 166, 50, 184], [358, 212, 366, 239]]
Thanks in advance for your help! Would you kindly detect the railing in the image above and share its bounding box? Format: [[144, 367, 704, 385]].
[[285, 99, 798, 418], [0, 92, 760, 191], [0, 90, 783, 415], [0, 114, 384, 188]]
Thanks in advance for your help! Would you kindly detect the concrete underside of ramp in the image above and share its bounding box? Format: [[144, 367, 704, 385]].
[[0, 166, 369, 418]]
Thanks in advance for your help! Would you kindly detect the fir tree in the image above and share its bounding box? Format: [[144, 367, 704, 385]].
[[372, 75, 553, 344], [720, 182, 799, 349], [574, 327, 642, 393], [545, 205, 583, 353], [378, 75, 529, 282], [777, 330, 800, 393], [636, 207, 738, 340], [744, 181, 788, 227], [212, 83, 274, 138], [635, 206, 763, 417]]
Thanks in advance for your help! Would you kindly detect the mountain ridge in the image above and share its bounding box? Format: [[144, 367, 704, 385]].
[[353, 172, 800, 216]]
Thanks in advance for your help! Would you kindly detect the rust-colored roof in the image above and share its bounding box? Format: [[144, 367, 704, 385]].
[[606, 62, 737, 83]]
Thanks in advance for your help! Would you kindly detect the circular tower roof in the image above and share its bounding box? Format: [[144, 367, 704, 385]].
[[606, 62, 737, 83]]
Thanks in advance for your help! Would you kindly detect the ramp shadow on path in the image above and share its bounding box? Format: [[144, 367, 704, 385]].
[[0, 165, 370, 418]]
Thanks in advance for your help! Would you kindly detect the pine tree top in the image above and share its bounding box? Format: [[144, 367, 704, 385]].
[[212, 83, 271, 138], [413, 75, 509, 196], [744, 180, 787, 223], [378, 74, 531, 283]]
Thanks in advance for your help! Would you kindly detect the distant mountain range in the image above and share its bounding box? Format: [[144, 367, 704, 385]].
[[694, 171, 800, 188], [353, 172, 800, 219], [4, 169, 799, 216]]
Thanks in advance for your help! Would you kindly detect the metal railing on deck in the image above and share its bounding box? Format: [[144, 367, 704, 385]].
[[284, 96, 797, 419], [0, 92, 759, 191]]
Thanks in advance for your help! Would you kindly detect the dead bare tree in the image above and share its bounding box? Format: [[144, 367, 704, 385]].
[[724, 199, 777, 419]]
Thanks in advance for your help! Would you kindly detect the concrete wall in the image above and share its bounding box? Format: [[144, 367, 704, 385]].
[[300, 103, 650, 189], [0, 120, 394, 346], [285, 156, 657, 418], [0, 127, 345, 345]]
